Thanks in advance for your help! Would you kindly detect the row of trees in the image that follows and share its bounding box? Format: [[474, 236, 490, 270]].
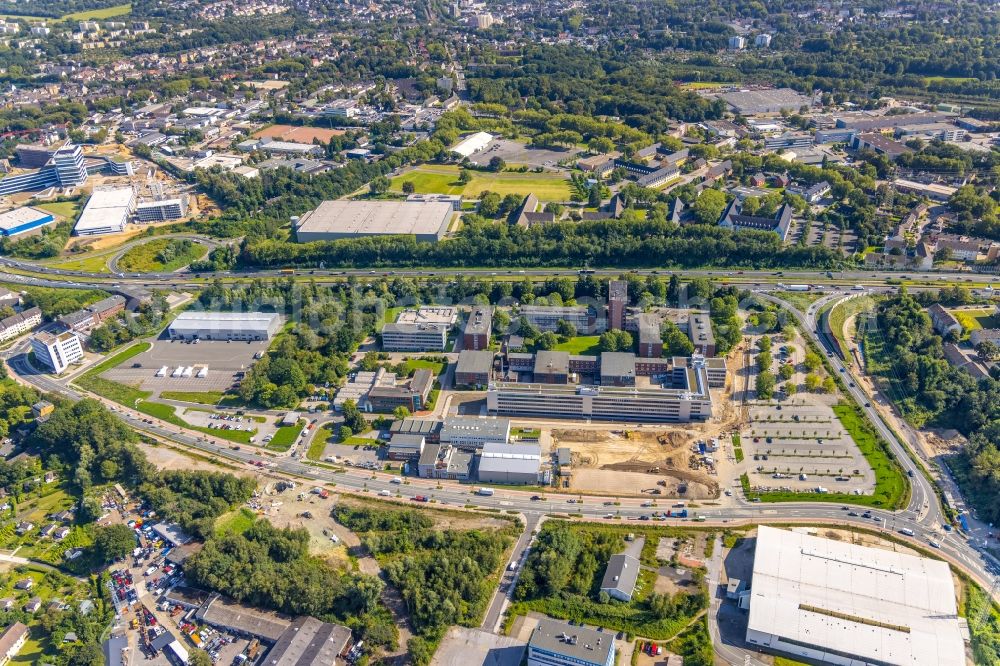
[[241, 217, 840, 270]]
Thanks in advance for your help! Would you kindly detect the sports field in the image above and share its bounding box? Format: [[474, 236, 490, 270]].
[[391, 165, 571, 201]]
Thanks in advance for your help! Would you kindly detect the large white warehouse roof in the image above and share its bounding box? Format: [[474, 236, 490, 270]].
[[295, 200, 453, 243], [74, 187, 136, 236], [747, 526, 964, 666], [451, 131, 493, 158]]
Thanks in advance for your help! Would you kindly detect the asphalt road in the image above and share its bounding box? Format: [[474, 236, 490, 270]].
[[4, 286, 999, 664]]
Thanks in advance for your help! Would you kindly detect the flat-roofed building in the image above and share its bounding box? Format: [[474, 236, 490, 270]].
[[74, 187, 136, 236], [31, 330, 83, 374], [600, 352, 636, 386], [527, 619, 615, 666], [440, 417, 510, 449], [673, 355, 727, 388], [534, 350, 570, 384], [893, 178, 957, 202], [135, 198, 188, 222], [295, 200, 453, 243], [368, 368, 434, 412], [487, 371, 713, 424], [851, 133, 912, 160], [463, 306, 492, 350], [636, 312, 663, 358], [720, 88, 812, 115], [455, 350, 495, 387], [608, 281, 627, 331], [688, 312, 716, 356], [382, 307, 456, 351], [0, 206, 55, 238], [418, 443, 474, 480], [167, 311, 282, 341], [477, 442, 541, 485], [381, 322, 449, 351], [387, 434, 425, 461], [746, 526, 964, 666], [451, 131, 493, 158]]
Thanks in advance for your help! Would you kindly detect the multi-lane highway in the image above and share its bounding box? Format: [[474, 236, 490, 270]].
[[2, 247, 998, 291]]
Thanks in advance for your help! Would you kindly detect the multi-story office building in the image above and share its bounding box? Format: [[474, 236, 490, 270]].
[[687, 312, 716, 356], [636, 313, 663, 358], [367, 369, 434, 412], [53, 144, 88, 186], [381, 307, 456, 351], [381, 323, 449, 351], [487, 357, 714, 423], [673, 355, 727, 388], [31, 330, 84, 374], [0, 142, 88, 196], [608, 281, 627, 331], [527, 619, 615, 666], [454, 350, 495, 388], [462, 306, 492, 350]]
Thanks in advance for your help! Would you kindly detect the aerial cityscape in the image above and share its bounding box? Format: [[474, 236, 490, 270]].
[[0, 0, 995, 665]]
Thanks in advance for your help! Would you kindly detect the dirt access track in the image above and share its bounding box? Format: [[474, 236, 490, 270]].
[[552, 428, 720, 499]]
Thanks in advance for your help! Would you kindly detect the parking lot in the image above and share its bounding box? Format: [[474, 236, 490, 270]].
[[101, 339, 269, 395], [741, 398, 875, 494], [467, 138, 572, 170]]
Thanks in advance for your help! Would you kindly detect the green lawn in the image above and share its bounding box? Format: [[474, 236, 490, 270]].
[[826, 295, 876, 353], [404, 358, 446, 376], [44, 253, 112, 273], [63, 3, 131, 19], [216, 507, 257, 536], [342, 436, 381, 448], [308, 426, 336, 460], [552, 335, 602, 355], [390, 164, 572, 201], [265, 424, 301, 452], [117, 238, 207, 272], [954, 309, 1000, 336], [35, 201, 81, 220], [159, 390, 230, 405]]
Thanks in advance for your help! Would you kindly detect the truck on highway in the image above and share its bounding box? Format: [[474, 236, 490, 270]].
[[786, 284, 811, 291], [666, 509, 688, 518], [477, 487, 495, 496], [900, 528, 915, 537]]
